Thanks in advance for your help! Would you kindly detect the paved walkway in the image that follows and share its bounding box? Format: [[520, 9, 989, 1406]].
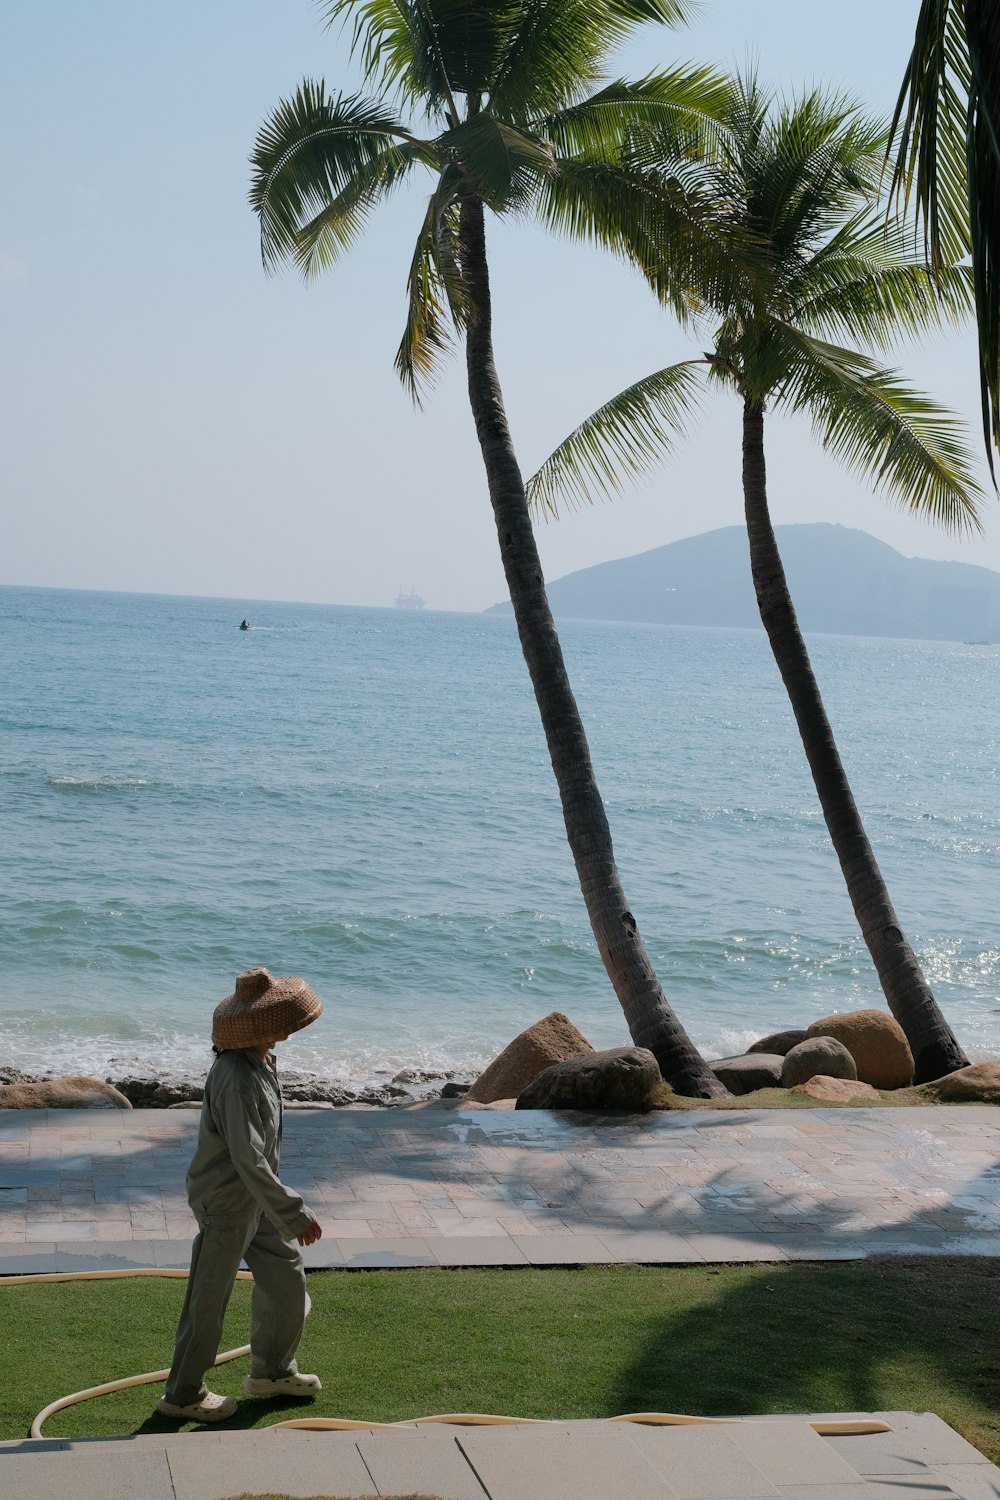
[[2, 1412, 999, 1498], [2, 1103, 1000, 1271]]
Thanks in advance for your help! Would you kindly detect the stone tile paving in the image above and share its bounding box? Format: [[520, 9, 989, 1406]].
[[2, 1104, 1000, 1270], [2, 1415, 999, 1498]]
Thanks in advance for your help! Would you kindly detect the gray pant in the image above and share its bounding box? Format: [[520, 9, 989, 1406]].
[[165, 1211, 306, 1406]]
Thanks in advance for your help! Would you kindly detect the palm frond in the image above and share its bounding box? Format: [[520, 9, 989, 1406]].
[[405, 0, 502, 104], [435, 115, 554, 211], [538, 157, 743, 324], [250, 81, 411, 269], [485, 0, 694, 121], [774, 325, 984, 533], [604, 0, 692, 26], [886, 0, 1000, 469], [487, 0, 621, 120], [540, 67, 734, 165], [966, 0, 1000, 464], [319, 0, 464, 116], [744, 87, 885, 266], [394, 174, 466, 401], [789, 210, 974, 347], [526, 362, 705, 519], [292, 140, 423, 276], [319, 0, 416, 93], [887, 0, 972, 267]]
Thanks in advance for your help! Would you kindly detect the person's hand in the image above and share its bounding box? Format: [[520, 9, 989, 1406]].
[[297, 1220, 323, 1247]]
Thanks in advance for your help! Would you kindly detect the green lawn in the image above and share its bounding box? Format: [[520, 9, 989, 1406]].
[[3, 1261, 999, 1463]]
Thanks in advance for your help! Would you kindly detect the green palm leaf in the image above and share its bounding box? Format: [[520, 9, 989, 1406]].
[[321, 0, 472, 116], [789, 211, 974, 347], [888, 0, 973, 268], [486, 0, 627, 120], [735, 84, 883, 265], [526, 361, 704, 519], [540, 68, 734, 164], [774, 325, 983, 533], [487, 0, 696, 121], [435, 114, 553, 210], [292, 139, 423, 275], [320, 0, 416, 96], [250, 82, 412, 268], [538, 157, 736, 323], [887, 0, 1000, 464], [395, 173, 466, 400]]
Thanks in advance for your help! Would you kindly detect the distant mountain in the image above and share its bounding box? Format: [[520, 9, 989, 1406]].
[[486, 524, 1000, 643]]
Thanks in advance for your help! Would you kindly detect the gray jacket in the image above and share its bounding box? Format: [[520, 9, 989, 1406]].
[[186, 1049, 314, 1239]]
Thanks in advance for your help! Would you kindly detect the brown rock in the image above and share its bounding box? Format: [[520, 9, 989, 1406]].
[[516, 1047, 660, 1112], [458, 1097, 518, 1111], [747, 1029, 808, 1057], [805, 1009, 914, 1089], [466, 1011, 593, 1104], [0, 1076, 133, 1109], [796, 1075, 881, 1103], [781, 1037, 857, 1088], [710, 1054, 784, 1095], [0, 1067, 35, 1085], [922, 1060, 1000, 1102], [113, 1076, 205, 1107]]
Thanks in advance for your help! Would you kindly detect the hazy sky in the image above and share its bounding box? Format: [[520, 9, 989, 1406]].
[[3, 1, 997, 612]]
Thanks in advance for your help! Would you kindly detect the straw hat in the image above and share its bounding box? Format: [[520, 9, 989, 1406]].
[[212, 967, 323, 1050]]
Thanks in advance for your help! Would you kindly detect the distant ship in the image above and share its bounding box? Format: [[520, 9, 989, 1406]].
[[395, 587, 426, 611]]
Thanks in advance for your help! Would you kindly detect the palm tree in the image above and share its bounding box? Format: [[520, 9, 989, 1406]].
[[249, 0, 733, 1095], [887, 0, 1000, 471], [528, 78, 983, 1082]]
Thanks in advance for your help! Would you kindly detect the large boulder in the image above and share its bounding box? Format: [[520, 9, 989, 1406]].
[[920, 1061, 1000, 1103], [466, 1012, 593, 1104], [516, 1047, 660, 1112], [805, 1009, 914, 1089], [747, 1029, 808, 1057], [0, 1076, 132, 1109], [794, 1075, 881, 1104], [781, 1037, 857, 1088], [710, 1054, 784, 1095]]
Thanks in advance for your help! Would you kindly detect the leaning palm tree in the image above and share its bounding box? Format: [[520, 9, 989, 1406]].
[[887, 0, 1000, 470], [250, 0, 735, 1095], [528, 78, 983, 1082]]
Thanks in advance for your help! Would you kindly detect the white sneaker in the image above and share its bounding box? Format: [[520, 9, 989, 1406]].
[[156, 1390, 238, 1423], [242, 1372, 322, 1397]]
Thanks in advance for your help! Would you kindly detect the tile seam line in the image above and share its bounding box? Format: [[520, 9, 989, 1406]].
[[453, 1430, 508, 1499], [164, 1443, 180, 1500], [355, 1435, 378, 1492]]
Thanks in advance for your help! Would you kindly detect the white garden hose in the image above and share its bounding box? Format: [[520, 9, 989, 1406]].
[[0, 1268, 892, 1442]]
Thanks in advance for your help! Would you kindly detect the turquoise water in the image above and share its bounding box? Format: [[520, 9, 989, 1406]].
[[1, 583, 997, 1086]]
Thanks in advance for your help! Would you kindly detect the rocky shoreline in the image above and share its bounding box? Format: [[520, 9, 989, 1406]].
[[0, 1064, 473, 1110]]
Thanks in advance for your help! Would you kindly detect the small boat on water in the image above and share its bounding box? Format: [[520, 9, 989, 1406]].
[[239, 618, 252, 631]]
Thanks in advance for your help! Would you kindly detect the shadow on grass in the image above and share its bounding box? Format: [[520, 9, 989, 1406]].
[[131, 1392, 308, 1436], [609, 1256, 1000, 1462]]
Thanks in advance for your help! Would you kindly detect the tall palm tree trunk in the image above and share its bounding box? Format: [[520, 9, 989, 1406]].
[[456, 194, 725, 1097], [742, 397, 969, 1081]]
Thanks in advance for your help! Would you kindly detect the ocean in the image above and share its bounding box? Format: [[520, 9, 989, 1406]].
[[1, 583, 997, 1090]]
